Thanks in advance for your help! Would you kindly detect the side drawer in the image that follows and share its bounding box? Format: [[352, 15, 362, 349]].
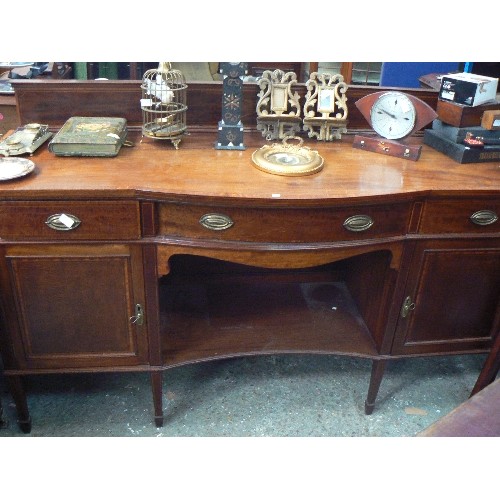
[[0, 201, 141, 240], [419, 199, 500, 234], [158, 202, 412, 243]]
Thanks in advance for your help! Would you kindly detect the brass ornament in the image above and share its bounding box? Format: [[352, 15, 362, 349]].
[[303, 73, 348, 141], [0, 123, 52, 157], [251, 136, 324, 176], [256, 69, 302, 140]]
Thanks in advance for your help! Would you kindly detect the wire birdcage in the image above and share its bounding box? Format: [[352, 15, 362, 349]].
[[140, 62, 188, 149]]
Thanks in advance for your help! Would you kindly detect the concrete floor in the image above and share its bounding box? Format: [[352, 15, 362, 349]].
[[0, 352, 492, 437]]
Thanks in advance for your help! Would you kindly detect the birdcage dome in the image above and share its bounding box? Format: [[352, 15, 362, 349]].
[[140, 63, 188, 149]]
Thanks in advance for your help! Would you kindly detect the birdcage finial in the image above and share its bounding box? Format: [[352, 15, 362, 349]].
[[157, 62, 172, 74]]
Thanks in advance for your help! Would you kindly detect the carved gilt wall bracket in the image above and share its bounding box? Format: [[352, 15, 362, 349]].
[[303, 72, 349, 141], [256, 69, 302, 140]]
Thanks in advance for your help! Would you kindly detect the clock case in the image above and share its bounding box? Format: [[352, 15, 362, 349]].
[[353, 91, 437, 161]]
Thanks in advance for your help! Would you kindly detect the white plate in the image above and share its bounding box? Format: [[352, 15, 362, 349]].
[[0, 157, 35, 181]]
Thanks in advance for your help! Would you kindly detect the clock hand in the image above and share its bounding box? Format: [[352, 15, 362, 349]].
[[379, 108, 397, 119]]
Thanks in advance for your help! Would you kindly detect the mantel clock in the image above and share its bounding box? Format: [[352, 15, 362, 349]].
[[353, 91, 437, 161]]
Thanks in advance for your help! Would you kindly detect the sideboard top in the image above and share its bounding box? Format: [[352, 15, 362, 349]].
[[0, 131, 498, 204]]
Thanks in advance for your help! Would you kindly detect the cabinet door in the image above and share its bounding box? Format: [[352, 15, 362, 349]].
[[0, 244, 149, 370], [392, 239, 500, 355]]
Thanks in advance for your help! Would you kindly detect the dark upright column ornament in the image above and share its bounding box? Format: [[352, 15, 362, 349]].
[[215, 62, 248, 150]]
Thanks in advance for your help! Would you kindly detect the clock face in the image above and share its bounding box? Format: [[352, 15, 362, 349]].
[[370, 92, 416, 140]]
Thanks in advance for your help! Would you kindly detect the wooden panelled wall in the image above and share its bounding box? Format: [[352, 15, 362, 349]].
[[12, 80, 439, 133]]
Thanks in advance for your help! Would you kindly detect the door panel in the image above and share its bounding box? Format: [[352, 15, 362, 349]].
[[0, 244, 148, 369], [392, 240, 500, 355]]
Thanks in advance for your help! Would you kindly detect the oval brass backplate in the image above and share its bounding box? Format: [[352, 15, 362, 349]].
[[45, 213, 81, 231], [343, 214, 374, 232], [199, 213, 234, 231], [470, 210, 498, 226]]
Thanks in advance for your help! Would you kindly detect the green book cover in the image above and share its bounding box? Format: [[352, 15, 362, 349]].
[[48, 117, 128, 157]]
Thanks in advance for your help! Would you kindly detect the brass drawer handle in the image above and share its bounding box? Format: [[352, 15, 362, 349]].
[[343, 214, 374, 232], [45, 213, 81, 231], [199, 213, 234, 231], [470, 209, 498, 226]]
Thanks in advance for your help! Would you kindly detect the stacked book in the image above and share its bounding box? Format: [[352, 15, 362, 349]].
[[424, 119, 500, 164], [423, 72, 500, 163]]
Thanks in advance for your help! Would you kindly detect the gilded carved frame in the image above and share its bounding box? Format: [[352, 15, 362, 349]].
[[303, 72, 349, 141], [256, 69, 302, 140]]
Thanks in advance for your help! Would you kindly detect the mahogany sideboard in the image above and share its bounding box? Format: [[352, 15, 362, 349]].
[[0, 80, 499, 433]]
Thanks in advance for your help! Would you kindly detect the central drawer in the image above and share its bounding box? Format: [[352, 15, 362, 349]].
[[0, 201, 141, 240], [158, 202, 412, 243]]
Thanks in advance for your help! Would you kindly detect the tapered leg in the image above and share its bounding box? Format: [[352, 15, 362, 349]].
[[364, 359, 388, 415], [470, 334, 500, 397], [7, 376, 31, 433], [150, 371, 164, 427]]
